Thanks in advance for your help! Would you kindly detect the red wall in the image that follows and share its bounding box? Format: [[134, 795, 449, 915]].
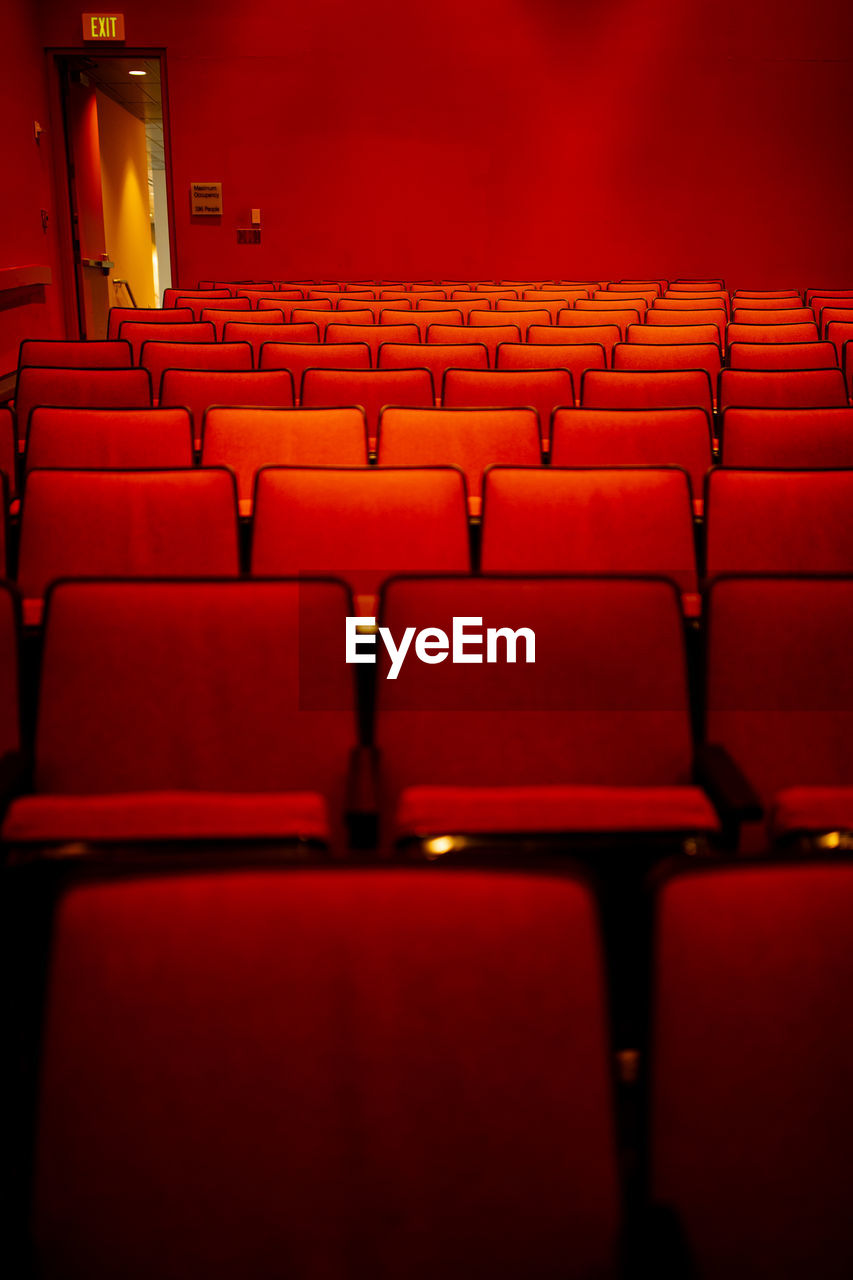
[[25, 0, 853, 301], [0, 0, 65, 375]]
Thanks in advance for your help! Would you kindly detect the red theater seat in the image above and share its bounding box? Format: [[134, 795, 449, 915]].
[[626, 323, 722, 349], [418, 298, 491, 320], [252, 466, 471, 615], [522, 288, 593, 305], [108, 307, 193, 340], [426, 324, 520, 368], [27, 864, 620, 1278], [339, 301, 412, 320], [300, 368, 435, 452], [732, 307, 815, 325], [377, 406, 541, 517], [559, 309, 639, 339], [499, 297, 570, 323], [721, 407, 853, 468], [480, 466, 700, 614], [258, 297, 331, 321], [160, 369, 295, 446], [717, 368, 848, 412], [378, 341, 489, 385], [260, 341, 372, 385], [162, 288, 229, 307], [237, 289, 304, 306], [26, 407, 194, 473], [825, 321, 853, 366], [442, 368, 574, 449], [581, 369, 714, 416], [183, 296, 251, 320], [612, 344, 722, 406], [375, 576, 718, 844], [13, 368, 152, 450], [221, 322, 318, 361], [647, 307, 726, 344], [550, 408, 713, 516], [18, 339, 131, 371], [470, 309, 551, 330], [203, 309, 282, 338], [17, 469, 239, 625], [650, 861, 853, 1278], [705, 469, 853, 579], [326, 324, 420, 362], [818, 308, 853, 339], [119, 321, 216, 364], [379, 309, 462, 337], [573, 303, 645, 327], [496, 342, 606, 386], [142, 342, 254, 399], [2, 579, 356, 849], [201, 406, 369, 515], [528, 324, 621, 359], [293, 309, 373, 336], [725, 322, 820, 346], [727, 342, 837, 370]]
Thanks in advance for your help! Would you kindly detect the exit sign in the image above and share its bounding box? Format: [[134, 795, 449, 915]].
[[82, 13, 126, 40]]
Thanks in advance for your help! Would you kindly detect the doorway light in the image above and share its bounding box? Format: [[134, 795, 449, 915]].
[[129, 69, 147, 76]]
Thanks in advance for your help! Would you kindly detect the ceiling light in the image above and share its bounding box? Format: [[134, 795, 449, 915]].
[[129, 69, 146, 76]]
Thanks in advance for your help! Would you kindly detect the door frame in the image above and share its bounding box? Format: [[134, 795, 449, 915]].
[[47, 47, 180, 337]]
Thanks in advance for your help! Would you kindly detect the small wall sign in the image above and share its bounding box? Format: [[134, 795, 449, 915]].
[[82, 13, 126, 40], [190, 183, 223, 216]]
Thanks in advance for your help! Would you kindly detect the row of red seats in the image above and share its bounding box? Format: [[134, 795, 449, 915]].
[[5, 461, 853, 619], [1, 572, 850, 854], [9, 362, 852, 458], [11, 855, 851, 1279]]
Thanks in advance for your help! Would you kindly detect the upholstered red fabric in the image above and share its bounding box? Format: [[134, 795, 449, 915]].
[[184, 295, 251, 320], [159, 368, 294, 444], [442, 368, 574, 447], [251, 466, 470, 614], [727, 341, 837, 369], [142, 341, 253, 398], [118, 320, 216, 364], [6, 578, 356, 845], [651, 863, 853, 1279], [258, 296, 331, 321], [377, 308, 460, 335], [17, 469, 239, 623], [378, 341, 488, 382], [725, 321, 820, 345], [326, 323, 420, 361], [480, 466, 699, 609], [201, 406, 368, 514], [13, 367, 152, 448], [770, 786, 853, 841], [377, 406, 541, 516], [550, 407, 713, 515], [107, 307, 193, 340], [581, 369, 714, 415], [528, 323, 622, 356], [496, 342, 606, 389], [647, 306, 726, 344], [626, 323, 722, 348], [721, 407, 853, 467], [259, 340, 371, 382], [219, 321, 319, 359], [718, 368, 847, 412], [301, 368, 434, 451], [376, 576, 702, 838], [18, 339, 132, 370], [2, 791, 329, 843], [292, 308, 373, 336], [705, 470, 853, 575], [26, 405, 192, 472], [31, 866, 620, 1279], [163, 288, 229, 308], [426, 324, 520, 367], [396, 783, 719, 839]]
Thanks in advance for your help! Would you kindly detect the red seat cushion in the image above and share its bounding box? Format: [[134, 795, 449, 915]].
[[396, 784, 720, 840], [2, 791, 330, 844], [770, 786, 853, 842]]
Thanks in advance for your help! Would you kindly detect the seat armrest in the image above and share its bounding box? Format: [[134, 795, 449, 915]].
[[695, 742, 763, 837], [345, 745, 379, 850]]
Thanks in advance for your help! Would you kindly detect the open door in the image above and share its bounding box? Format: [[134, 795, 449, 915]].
[[58, 53, 173, 338]]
